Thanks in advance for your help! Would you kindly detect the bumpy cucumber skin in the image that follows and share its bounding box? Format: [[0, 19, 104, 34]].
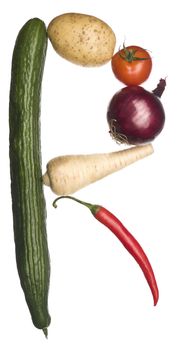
[[9, 18, 51, 333]]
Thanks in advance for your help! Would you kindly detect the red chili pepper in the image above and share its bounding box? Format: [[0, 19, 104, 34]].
[[53, 195, 159, 306]]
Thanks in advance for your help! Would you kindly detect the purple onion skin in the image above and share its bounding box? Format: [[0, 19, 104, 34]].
[[107, 85, 165, 145]]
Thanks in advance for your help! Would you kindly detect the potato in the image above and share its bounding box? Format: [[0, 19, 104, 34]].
[[47, 13, 116, 67]]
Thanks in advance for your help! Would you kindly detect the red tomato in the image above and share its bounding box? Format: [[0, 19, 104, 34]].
[[111, 45, 152, 86]]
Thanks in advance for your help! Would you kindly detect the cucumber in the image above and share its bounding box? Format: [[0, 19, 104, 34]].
[[9, 18, 50, 336]]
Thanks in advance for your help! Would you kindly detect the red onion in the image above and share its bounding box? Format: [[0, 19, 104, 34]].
[[107, 79, 166, 145]]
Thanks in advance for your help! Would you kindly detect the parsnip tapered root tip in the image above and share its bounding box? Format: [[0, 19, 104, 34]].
[[42, 143, 154, 195]]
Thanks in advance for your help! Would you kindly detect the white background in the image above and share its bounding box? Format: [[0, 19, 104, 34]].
[[0, 0, 186, 348]]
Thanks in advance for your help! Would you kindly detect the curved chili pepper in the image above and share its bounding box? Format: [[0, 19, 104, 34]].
[[53, 195, 159, 306]]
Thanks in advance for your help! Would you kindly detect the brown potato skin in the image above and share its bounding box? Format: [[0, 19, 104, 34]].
[[47, 13, 116, 66]]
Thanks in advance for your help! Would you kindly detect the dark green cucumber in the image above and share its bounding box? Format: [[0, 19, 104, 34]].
[[9, 18, 50, 336]]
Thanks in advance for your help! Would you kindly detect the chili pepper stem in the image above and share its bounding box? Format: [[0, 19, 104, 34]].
[[53, 195, 100, 216]]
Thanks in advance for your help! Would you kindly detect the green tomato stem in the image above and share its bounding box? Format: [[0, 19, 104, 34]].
[[119, 43, 150, 63]]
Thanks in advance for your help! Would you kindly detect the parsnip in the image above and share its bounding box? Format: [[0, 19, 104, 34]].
[[43, 144, 153, 195]]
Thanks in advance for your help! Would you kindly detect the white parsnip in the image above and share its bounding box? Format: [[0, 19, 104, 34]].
[[43, 144, 154, 195]]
